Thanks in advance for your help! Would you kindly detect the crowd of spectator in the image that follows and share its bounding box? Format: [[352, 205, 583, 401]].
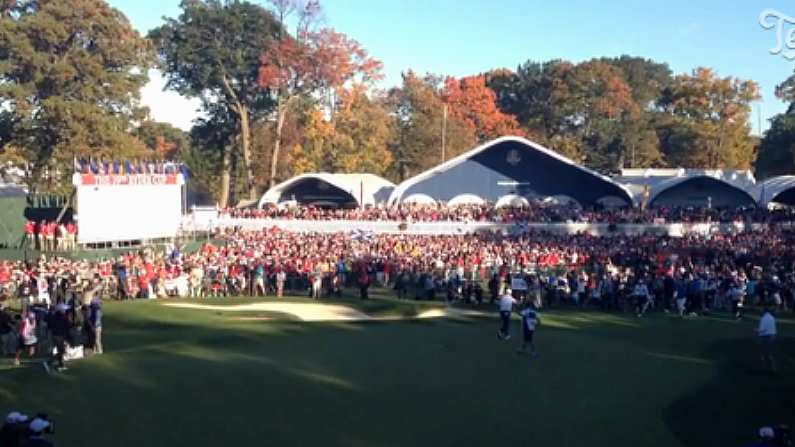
[[2, 225, 792, 317], [221, 203, 795, 225]]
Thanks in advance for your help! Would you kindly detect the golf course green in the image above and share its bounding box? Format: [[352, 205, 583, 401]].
[[0, 295, 791, 447]]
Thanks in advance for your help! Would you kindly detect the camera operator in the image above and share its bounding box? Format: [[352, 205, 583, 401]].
[[24, 416, 55, 447], [1, 412, 29, 447]]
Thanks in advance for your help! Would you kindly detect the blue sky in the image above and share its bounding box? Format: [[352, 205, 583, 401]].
[[109, 0, 795, 133]]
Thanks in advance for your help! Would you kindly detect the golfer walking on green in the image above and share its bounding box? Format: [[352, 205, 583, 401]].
[[757, 305, 777, 374], [497, 289, 517, 340]]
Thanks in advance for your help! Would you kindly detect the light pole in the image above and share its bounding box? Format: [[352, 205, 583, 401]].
[[442, 104, 448, 163]]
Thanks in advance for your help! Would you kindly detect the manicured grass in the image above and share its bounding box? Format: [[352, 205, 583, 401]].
[[0, 296, 792, 447]]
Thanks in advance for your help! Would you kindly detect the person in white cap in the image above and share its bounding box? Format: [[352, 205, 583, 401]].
[[497, 288, 517, 340], [748, 426, 777, 446], [26, 417, 55, 447], [0, 412, 29, 446]]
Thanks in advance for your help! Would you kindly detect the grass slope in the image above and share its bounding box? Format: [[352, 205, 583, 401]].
[[0, 296, 792, 447]]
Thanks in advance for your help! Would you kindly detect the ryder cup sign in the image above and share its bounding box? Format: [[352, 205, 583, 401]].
[[74, 173, 182, 186]]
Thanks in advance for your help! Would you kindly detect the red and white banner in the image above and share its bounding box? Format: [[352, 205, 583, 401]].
[[74, 173, 184, 244], [75, 173, 182, 186]]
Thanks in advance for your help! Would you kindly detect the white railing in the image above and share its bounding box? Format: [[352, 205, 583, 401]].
[[182, 215, 766, 237]]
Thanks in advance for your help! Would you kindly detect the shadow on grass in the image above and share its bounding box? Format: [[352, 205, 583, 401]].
[[662, 336, 795, 446]]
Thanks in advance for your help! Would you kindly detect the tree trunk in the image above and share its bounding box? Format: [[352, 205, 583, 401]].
[[270, 99, 288, 189], [219, 143, 232, 209], [239, 105, 257, 200]]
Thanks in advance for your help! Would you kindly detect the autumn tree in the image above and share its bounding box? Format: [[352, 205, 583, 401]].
[[294, 85, 394, 175], [258, 0, 383, 187], [150, 0, 282, 207], [386, 71, 476, 180], [0, 0, 152, 192], [441, 75, 525, 141], [487, 60, 641, 168], [657, 68, 760, 169]]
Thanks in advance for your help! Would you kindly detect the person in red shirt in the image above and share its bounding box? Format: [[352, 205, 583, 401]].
[[65, 222, 77, 251], [45, 222, 56, 252], [36, 221, 47, 252], [23, 220, 35, 249], [0, 262, 10, 287]]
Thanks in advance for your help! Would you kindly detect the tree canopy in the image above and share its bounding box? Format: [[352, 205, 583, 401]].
[[150, 0, 283, 206], [0, 0, 153, 192], [0, 0, 782, 203]]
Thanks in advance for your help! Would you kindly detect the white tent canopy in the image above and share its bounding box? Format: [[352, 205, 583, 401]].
[[402, 193, 437, 205], [259, 173, 395, 208], [447, 194, 486, 207], [543, 195, 580, 207], [617, 169, 757, 206], [495, 194, 530, 208], [757, 176, 795, 205]]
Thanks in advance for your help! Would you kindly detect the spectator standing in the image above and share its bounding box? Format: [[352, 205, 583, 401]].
[[275, 268, 286, 298], [0, 304, 14, 356], [114, 257, 128, 299], [0, 412, 29, 447], [357, 268, 370, 300], [14, 311, 37, 366], [88, 299, 103, 355], [730, 282, 746, 320], [47, 304, 70, 372], [25, 417, 55, 447], [23, 220, 35, 250], [36, 222, 46, 252], [633, 279, 651, 317], [65, 222, 77, 251]]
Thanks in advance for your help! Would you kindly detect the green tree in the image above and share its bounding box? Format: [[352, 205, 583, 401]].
[[136, 121, 190, 160], [599, 56, 672, 108], [755, 68, 795, 178], [756, 113, 795, 179], [189, 103, 239, 204], [657, 68, 760, 168], [150, 0, 282, 207], [0, 0, 152, 192]]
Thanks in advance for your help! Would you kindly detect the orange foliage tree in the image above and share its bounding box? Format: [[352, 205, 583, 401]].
[[441, 75, 526, 141], [258, 0, 383, 186]]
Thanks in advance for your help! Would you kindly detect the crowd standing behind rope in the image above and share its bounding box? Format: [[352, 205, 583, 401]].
[[222, 203, 795, 224], [2, 227, 793, 314]]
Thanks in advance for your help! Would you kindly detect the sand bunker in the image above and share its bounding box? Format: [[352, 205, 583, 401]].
[[164, 302, 372, 322], [163, 301, 488, 322]]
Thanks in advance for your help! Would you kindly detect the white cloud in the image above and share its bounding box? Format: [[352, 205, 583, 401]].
[[140, 70, 202, 131]]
